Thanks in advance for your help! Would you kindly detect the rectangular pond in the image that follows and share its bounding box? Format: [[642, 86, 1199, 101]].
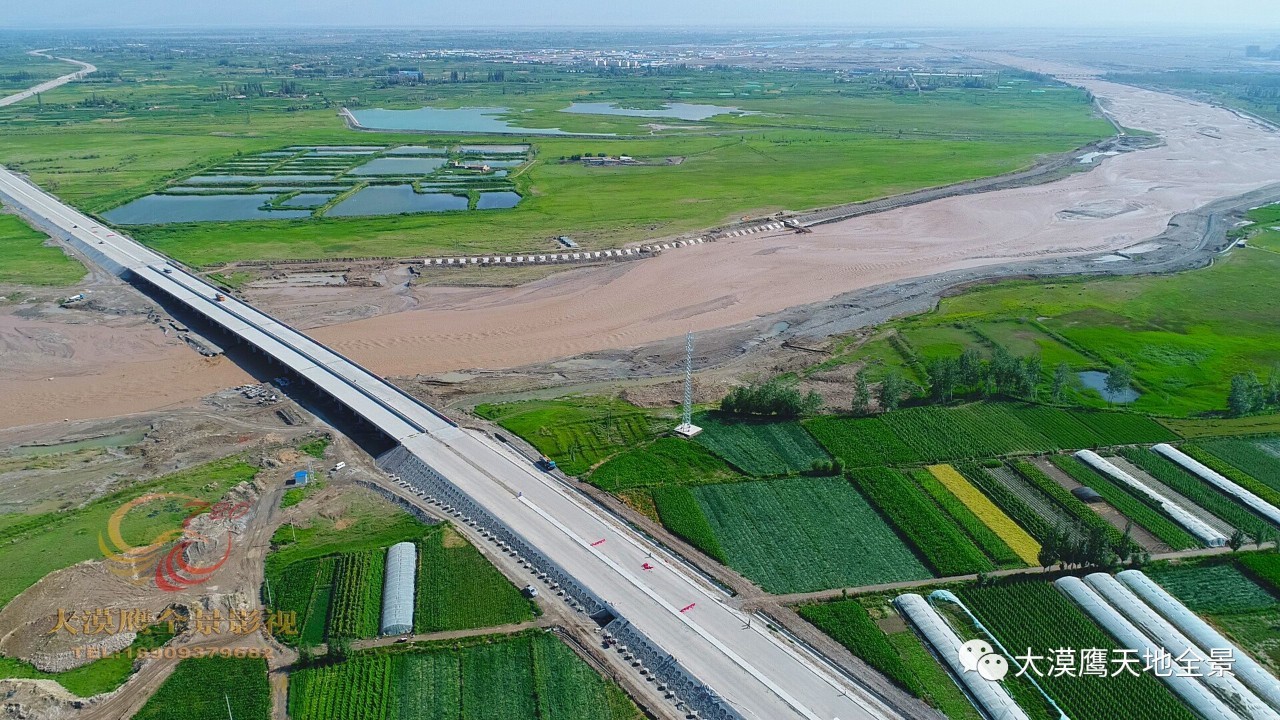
[[103, 194, 312, 225], [386, 146, 447, 155], [350, 107, 601, 136], [186, 174, 334, 185], [347, 157, 447, 176], [325, 185, 468, 217], [460, 144, 530, 154], [476, 191, 522, 210]]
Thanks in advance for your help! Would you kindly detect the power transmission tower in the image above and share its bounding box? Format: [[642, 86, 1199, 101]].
[[674, 331, 702, 438]]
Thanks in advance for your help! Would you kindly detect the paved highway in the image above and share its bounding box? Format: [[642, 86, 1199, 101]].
[[0, 51, 96, 107], [0, 155, 904, 720]]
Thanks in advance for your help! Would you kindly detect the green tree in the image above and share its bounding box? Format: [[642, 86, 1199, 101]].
[[1228, 373, 1264, 417], [1052, 362, 1073, 402], [878, 372, 907, 412], [1105, 362, 1134, 401], [926, 357, 959, 403], [852, 369, 871, 414], [958, 348, 984, 387], [1228, 529, 1247, 552]]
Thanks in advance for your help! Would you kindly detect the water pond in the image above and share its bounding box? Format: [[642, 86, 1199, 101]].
[[561, 102, 752, 121], [186, 174, 334, 185], [325, 185, 468, 217], [460, 144, 530, 154], [351, 107, 599, 136], [1077, 371, 1140, 403], [386, 146, 447, 155], [476, 191, 522, 210], [347, 157, 447, 176], [103, 194, 312, 225]]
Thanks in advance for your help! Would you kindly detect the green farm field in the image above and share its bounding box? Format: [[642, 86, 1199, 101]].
[[691, 411, 831, 476], [959, 579, 1197, 720], [269, 503, 533, 645], [133, 656, 270, 720], [288, 631, 641, 720], [0, 47, 1110, 264], [691, 476, 932, 593]]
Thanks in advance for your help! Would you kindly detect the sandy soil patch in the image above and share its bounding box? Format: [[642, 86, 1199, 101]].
[[299, 80, 1276, 378]]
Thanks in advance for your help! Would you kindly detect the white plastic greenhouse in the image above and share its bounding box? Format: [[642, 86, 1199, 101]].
[[1082, 573, 1279, 720], [1118, 569, 1280, 712], [1151, 443, 1280, 528], [893, 593, 1030, 720], [1073, 450, 1228, 547], [1055, 576, 1239, 720], [380, 541, 417, 636]]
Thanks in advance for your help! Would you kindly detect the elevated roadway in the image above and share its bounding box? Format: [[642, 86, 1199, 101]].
[[0, 51, 96, 107], [0, 163, 905, 720]]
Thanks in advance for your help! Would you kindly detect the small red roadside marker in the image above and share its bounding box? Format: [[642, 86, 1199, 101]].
[[642, 563, 654, 571], [679, 603, 696, 613], [590, 538, 606, 547]]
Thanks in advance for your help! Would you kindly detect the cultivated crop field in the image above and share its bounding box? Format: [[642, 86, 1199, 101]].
[[588, 437, 741, 492], [798, 598, 982, 720], [804, 416, 921, 468], [691, 477, 931, 592], [691, 412, 831, 476], [1048, 455, 1198, 550], [1148, 560, 1279, 614], [415, 525, 535, 633], [134, 657, 270, 720], [288, 632, 640, 720], [959, 579, 1196, 720], [475, 397, 668, 476], [1196, 437, 1280, 493], [806, 402, 1175, 468], [925, 465, 1039, 565], [849, 468, 994, 576], [330, 549, 387, 638], [650, 485, 727, 562]]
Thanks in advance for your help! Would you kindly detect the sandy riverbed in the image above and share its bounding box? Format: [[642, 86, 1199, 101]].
[[308, 79, 1277, 375], [2, 70, 1276, 429]]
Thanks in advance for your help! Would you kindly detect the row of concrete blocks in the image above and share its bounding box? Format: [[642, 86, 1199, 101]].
[[604, 618, 744, 720], [420, 220, 786, 268]]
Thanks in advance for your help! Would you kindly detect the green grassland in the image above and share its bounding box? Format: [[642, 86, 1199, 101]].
[[0, 212, 85, 285], [589, 437, 742, 492], [133, 656, 270, 720], [0, 45, 1110, 264], [691, 476, 932, 593], [476, 396, 670, 476], [288, 631, 641, 720], [0, 456, 258, 610]]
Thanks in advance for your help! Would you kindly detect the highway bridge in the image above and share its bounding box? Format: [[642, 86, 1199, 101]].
[[0, 162, 908, 720]]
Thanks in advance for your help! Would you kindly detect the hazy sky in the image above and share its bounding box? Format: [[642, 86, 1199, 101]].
[[6, 0, 1280, 30]]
